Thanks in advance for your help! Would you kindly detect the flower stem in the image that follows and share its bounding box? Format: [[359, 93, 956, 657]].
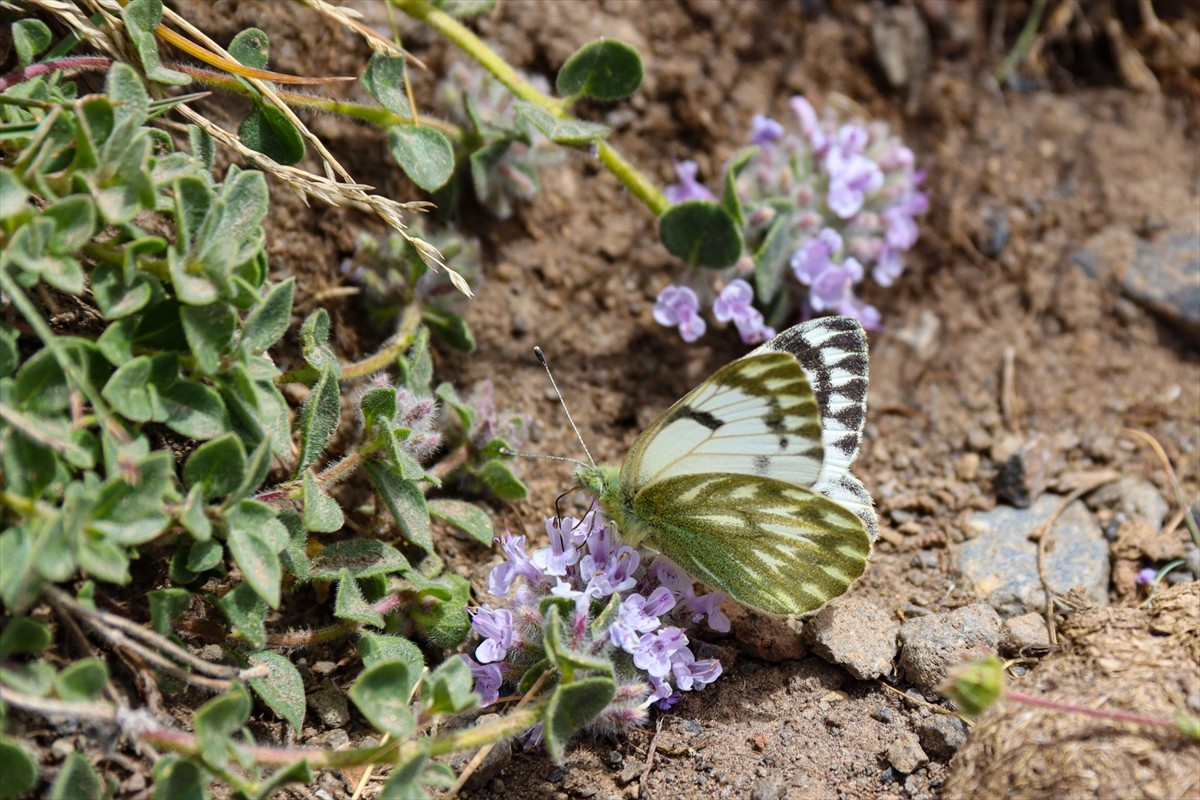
[[1005, 690, 1180, 730]]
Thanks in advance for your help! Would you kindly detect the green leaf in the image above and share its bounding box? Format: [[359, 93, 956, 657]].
[[0, 325, 18, 379], [101, 355, 155, 421], [194, 682, 251, 769], [151, 755, 207, 800], [298, 308, 338, 372], [421, 305, 475, 352], [350, 659, 418, 736], [308, 539, 408, 581], [0, 736, 39, 799], [479, 460, 528, 500], [293, 364, 340, 477], [659, 200, 743, 269], [184, 432, 246, 500], [556, 38, 643, 101], [179, 485, 213, 541], [721, 146, 758, 228], [0, 617, 51, 659], [422, 655, 478, 716], [248, 650, 305, 730], [302, 472, 344, 533], [229, 27, 270, 69], [542, 604, 613, 681], [432, 0, 496, 16], [360, 387, 397, 428], [53, 657, 108, 702], [753, 204, 800, 303], [334, 570, 385, 628], [0, 660, 56, 697], [180, 302, 236, 375], [362, 54, 410, 117], [123, 0, 190, 85], [13, 19, 52, 66], [48, 752, 102, 800], [148, 588, 191, 637], [428, 499, 494, 545], [278, 508, 310, 581], [365, 461, 433, 552], [186, 539, 223, 572], [227, 520, 283, 608], [358, 633, 424, 677], [379, 744, 428, 800], [543, 676, 616, 763], [512, 100, 610, 145], [239, 104, 306, 165], [217, 582, 267, 648], [241, 278, 294, 354], [159, 378, 231, 441], [257, 760, 313, 799], [78, 535, 130, 584], [408, 574, 470, 649], [388, 126, 454, 192]]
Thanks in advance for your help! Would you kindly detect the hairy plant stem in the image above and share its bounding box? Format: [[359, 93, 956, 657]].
[[393, 0, 668, 214], [1005, 690, 1184, 730]]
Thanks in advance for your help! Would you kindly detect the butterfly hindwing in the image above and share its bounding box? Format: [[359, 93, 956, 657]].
[[630, 473, 871, 615]]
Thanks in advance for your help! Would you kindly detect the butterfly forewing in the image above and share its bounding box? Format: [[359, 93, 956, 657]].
[[631, 473, 871, 615], [622, 351, 826, 490]]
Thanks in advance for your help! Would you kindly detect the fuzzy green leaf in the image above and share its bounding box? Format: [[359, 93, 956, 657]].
[[378, 744, 428, 800], [350, 659, 418, 736], [184, 432, 246, 499], [358, 633, 424, 678], [159, 378, 230, 440], [308, 539, 408, 581], [151, 755, 207, 800], [217, 582, 267, 648], [512, 100, 609, 145], [556, 38, 643, 101], [53, 657, 108, 702], [0, 617, 52, 659], [179, 485, 213, 541], [227, 520, 282, 608], [12, 19, 52, 66], [239, 104, 305, 165], [428, 499, 493, 545], [48, 752, 102, 800], [229, 27, 270, 69], [363, 54, 410, 117], [186, 539, 223, 573], [543, 676, 616, 764], [659, 200, 743, 269], [388, 126, 454, 192], [248, 650, 305, 730], [148, 588, 191, 637], [293, 363, 340, 477], [180, 301, 236, 375], [334, 570, 385, 628], [365, 461, 432, 552], [194, 682, 251, 769], [302, 472, 344, 533], [479, 460, 528, 500], [422, 654, 477, 716], [421, 305, 475, 352], [241, 277, 294, 355], [0, 736, 39, 799]]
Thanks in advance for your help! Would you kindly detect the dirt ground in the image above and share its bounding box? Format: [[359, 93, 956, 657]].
[[67, 1, 1200, 798]]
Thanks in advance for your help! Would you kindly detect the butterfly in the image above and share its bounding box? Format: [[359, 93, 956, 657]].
[[574, 316, 877, 616]]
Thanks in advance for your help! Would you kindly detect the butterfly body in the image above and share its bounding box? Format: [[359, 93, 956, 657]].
[[574, 316, 877, 616]]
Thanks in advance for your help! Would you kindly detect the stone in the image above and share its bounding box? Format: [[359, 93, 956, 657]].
[[999, 612, 1052, 655], [1087, 478, 1170, 530], [750, 770, 786, 800], [918, 715, 968, 759], [805, 597, 899, 680], [959, 494, 1110, 617], [887, 730, 929, 774], [1125, 221, 1200, 340], [307, 678, 350, 728], [897, 604, 1001, 694]]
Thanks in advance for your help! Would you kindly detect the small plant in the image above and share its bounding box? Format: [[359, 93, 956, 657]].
[[656, 97, 929, 341]]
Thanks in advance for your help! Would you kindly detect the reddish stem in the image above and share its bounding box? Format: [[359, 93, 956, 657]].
[[0, 56, 113, 91], [1006, 690, 1176, 729]]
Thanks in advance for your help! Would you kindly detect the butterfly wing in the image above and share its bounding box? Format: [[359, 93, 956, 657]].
[[630, 473, 871, 615]]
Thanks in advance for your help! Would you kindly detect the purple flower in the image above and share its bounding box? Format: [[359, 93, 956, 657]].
[[713, 279, 775, 345], [1136, 567, 1158, 586], [653, 285, 706, 343], [649, 675, 681, 710], [609, 587, 676, 652], [789, 96, 828, 154], [683, 592, 731, 633], [633, 627, 688, 679], [530, 517, 580, 577], [826, 153, 884, 218], [873, 247, 904, 287], [791, 228, 844, 284], [664, 160, 715, 204], [837, 294, 882, 330], [463, 656, 503, 706], [806, 257, 864, 312], [471, 606, 514, 663], [670, 647, 723, 691], [749, 114, 785, 146], [487, 534, 543, 596], [583, 546, 640, 598], [648, 559, 730, 632]]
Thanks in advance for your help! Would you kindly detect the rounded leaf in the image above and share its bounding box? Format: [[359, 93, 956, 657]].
[[659, 200, 743, 269], [556, 38, 643, 101], [350, 660, 417, 736], [248, 651, 305, 730], [388, 126, 455, 192]]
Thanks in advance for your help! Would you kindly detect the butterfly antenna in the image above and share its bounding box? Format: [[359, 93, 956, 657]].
[[534, 346, 595, 466]]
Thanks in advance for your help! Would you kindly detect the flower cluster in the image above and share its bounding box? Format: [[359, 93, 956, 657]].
[[657, 96, 927, 340], [435, 62, 563, 219], [653, 279, 774, 345], [464, 511, 726, 737]]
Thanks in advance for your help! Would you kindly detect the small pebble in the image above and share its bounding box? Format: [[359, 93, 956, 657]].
[[918, 715, 968, 759], [888, 731, 929, 774]]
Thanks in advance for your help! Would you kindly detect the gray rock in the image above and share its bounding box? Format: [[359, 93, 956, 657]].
[[959, 494, 1110, 617], [999, 612, 1052, 655], [918, 715, 968, 759], [1187, 544, 1200, 579], [887, 730, 929, 774], [805, 597, 899, 680], [1126, 222, 1200, 340], [1086, 478, 1170, 530], [750, 770, 786, 800], [307, 678, 350, 728], [897, 604, 1001, 694]]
